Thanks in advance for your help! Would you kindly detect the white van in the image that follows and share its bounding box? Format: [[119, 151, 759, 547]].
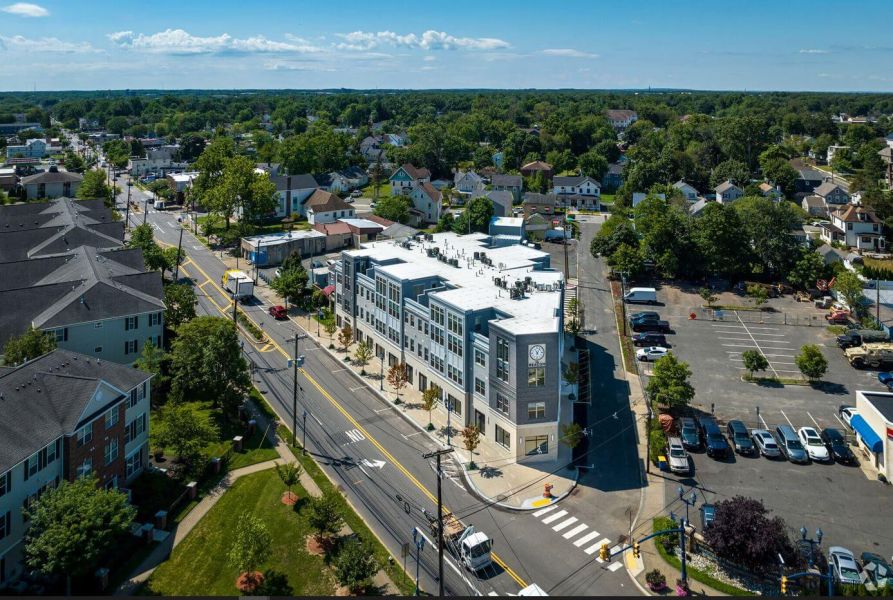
[[153, 199, 166, 210], [623, 287, 657, 304]]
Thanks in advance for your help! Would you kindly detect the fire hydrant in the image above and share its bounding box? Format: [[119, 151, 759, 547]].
[[689, 312, 697, 320], [543, 483, 554, 498]]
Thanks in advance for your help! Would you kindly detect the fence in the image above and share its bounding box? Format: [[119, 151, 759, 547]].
[[704, 307, 827, 327]]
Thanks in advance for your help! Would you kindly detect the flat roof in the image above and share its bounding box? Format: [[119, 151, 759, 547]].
[[859, 391, 893, 423], [242, 230, 325, 249], [339, 218, 384, 230], [345, 232, 563, 335], [491, 216, 524, 227]]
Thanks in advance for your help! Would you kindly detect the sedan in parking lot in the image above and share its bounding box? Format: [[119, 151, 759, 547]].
[[679, 417, 701, 450], [630, 319, 671, 333], [751, 429, 781, 458], [829, 546, 862, 586], [636, 347, 668, 362], [666, 437, 690, 474], [820, 428, 856, 464], [629, 311, 660, 321], [798, 427, 831, 462], [839, 406, 858, 429], [632, 332, 667, 347]]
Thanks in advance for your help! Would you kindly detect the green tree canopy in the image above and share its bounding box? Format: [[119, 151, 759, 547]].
[[452, 196, 494, 235], [373, 196, 413, 224], [164, 283, 198, 329], [3, 326, 56, 365], [795, 344, 828, 381], [645, 353, 695, 409], [77, 169, 111, 200], [153, 401, 219, 464], [228, 513, 272, 586]]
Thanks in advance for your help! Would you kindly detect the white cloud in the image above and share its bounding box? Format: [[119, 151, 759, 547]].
[[1, 2, 49, 17], [423, 55, 436, 62], [336, 30, 509, 51], [108, 28, 323, 55], [0, 35, 98, 53], [799, 48, 829, 54], [263, 60, 335, 72], [541, 48, 599, 59]]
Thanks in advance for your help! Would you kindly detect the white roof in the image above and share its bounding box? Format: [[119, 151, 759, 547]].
[[339, 218, 384, 229], [242, 229, 325, 250], [168, 172, 198, 183], [345, 232, 563, 335], [491, 216, 524, 228]]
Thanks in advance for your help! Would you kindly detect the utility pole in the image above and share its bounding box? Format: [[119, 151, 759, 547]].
[[125, 180, 132, 228], [290, 332, 306, 447], [174, 217, 184, 281], [143, 198, 149, 226], [422, 447, 454, 598]]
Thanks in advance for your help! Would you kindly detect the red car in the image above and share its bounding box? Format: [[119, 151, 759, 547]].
[[268, 305, 287, 320]]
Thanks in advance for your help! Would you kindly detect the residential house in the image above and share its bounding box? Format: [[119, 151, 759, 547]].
[[317, 166, 369, 194], [304, 189, 355, 225], [603, 162, 624, 191], [689, 198, 711, 217], [255, 162, 281, 176], [885, 133, 893, 150], [241, 230, 327, 266], [314, 218, 385, 252], [0, 246, 165, 364], [820, 205, 885, 251], [0, 123, 40, 136], [0, 349, 152, 586], [550, 176, 601, 198], [386, 133, 407, 147], [490, 173, 523, 202], [632, 192, 666, 208], [814, 181, 850, 206], [826, 145, 849, 165], [78, 117, 100, 130], [673, 180, 700, 202], [166, 172, 198, 203], [18, 167, 83, 201], [454, 170, 485, 195], [128, 146, 183, 178], [524, 212, 551, 239], [270, 173, 320, 218], [5, 139, 47, 160], [0, 167, 16, 192], [605, 109, 638, 130], [359, 135, 385, 164], [476, 190, 514, 218], [758, 182, 783, 201], [816, 244, 847, 266], [522, 193, 558, 218], [519, 161, 553, 180], [880, 146, 893, 188], [802, 195, 828, 217], [409, 182, 443, 226], [715, 181, 744, 204], [492, 151, 505, 169], [389, 164, 431, 197], [793, 163, 826, 194]]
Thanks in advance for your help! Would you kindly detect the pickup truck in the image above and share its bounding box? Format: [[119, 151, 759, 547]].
[[837, 329, 889, 349], [425, 510, 493, 572]]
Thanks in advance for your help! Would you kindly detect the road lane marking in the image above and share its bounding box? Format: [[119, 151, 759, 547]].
[[562, 524, 589, 539], [344, 429, 365, 444], [552, 517, 578, 532], [586, 538, 612, 556], [573, 531, 600, 547], [532, 505, 559, 518], [541, 510, 568, 525]]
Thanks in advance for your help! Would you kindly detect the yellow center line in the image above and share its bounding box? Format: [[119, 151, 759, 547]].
[[181, 248, 527, 589]]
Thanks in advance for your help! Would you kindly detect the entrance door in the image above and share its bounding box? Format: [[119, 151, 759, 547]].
[[474, 409, 485, 432]]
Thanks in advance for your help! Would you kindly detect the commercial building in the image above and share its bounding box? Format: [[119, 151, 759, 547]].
[[0, 350, 152, 586], [240, 230, 326, 267], [854, 391, 893, 480], [5, 139, 47, 160], [333, 232, 569, 463]]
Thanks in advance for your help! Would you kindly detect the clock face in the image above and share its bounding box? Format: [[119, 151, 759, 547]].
[[529, 344, 545, 362]]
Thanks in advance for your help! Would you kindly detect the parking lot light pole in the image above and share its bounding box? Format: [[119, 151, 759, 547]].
[[678, 486, 697, 524]]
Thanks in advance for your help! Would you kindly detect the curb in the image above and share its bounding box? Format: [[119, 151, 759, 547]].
[[299, 318, 579, 512]]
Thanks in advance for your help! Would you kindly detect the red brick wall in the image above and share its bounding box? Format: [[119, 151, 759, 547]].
[[64, 401, 126, 486]]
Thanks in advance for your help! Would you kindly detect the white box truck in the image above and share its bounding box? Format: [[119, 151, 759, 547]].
[[624, 287, 657, 304], [222, 269, 254, 302]]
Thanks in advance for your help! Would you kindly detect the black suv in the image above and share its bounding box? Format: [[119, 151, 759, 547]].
[[679, 417, 701, 450], [698, 416, 730, 459], [726, 420, 755, 455], [632, 332, 668, 347], [631, 319, 670, 333]]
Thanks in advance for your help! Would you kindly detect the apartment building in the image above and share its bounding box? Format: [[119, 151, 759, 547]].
[[0, 350, 152, 586], [333, 232, 568, 463]]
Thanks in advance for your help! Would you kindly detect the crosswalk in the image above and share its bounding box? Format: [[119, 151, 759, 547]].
[[531, 505, 625, 572]]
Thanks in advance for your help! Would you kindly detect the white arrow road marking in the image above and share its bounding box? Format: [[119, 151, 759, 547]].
[[360, 459, 386, 469]]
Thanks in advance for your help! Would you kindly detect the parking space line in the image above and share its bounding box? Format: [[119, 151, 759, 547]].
[[834, 414, 848, 428], [808, 412, 822, 429], [729, 358, 797, 365], [780, 410, 794, 428], [759, 414, 769, 429], [723, 343, 792, 350], [735, 313, 780, 376]]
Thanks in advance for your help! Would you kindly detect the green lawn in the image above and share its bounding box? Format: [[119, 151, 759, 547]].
[[146, 470, 336, 596]]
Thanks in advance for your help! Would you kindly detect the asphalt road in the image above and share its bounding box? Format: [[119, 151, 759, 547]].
[[121, 184, 643, 596]]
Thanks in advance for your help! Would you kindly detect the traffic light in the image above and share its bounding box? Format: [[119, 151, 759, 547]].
[[780, 575, 787, 594], [598, 543, 610, 562], [632, 541, 640, 559]]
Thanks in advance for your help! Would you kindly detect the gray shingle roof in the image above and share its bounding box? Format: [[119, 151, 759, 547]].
[[814, 181, 847, 197], [715, 180, 739, 194], [490, 173, 523, 188], [0, 349, 151, 472], [20, 169, 83, 185]]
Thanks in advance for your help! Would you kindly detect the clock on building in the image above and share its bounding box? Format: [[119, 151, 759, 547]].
[[528, 344, 545, 364]]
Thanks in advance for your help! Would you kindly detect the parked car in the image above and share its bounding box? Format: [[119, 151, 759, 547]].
[[751, 429, 782, 458], [666, 437, 690, 475], [700, 503, 716, 529], [636, 347, 668, 362], [632, 332, 668, 347], [699, 416, 730, 459], [820, 428, 856, 464], [267, 305, 288, 320], [825, 310, 850, 324], [775, 424, 810, 464], [828, 546, 862, 586], [726, 420, 756, 455], [630, 311, 660, 321], [679, 417, 701, 450], [351, 189, 362, 197], [623, 287, 658, 304], [797, 427, 831, 462], [879, 372, 893, 386], [839, 406, 858, 429], [630, 320, 671, 333], [860, 552, 893, 590]]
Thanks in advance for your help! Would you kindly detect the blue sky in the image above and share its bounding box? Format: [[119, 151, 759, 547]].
[[1, 0, 892, 92]]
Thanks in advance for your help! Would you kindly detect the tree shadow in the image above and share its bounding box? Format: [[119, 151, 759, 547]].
[[479, 465, 503, 479], [811, 381, 848, 395], [253, 569, 293, 596]]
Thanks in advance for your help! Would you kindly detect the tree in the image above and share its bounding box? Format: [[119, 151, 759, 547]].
[[703, 496, 796, 572], [193, 136, 236, 213], [461, 425, 482, 469], [746, 284, 769, 308], [323, 319, 337, 343], [561, 422, 585, 449], [420, 387, 439, 430], [709, 159, 750, 189], [154, 402, 219, 464], [608, 243, 644, 278], [270, 268, 309, 309], [353, 339, 373, 370], [373, 195, 413, 224], [24, 475, 136, 595], [796, 344, 827, 381], [334, 537, 380, 594], [833, 270, 865, 315], [578, 150, 609, 180], [228, 513, 272, 591], [306, 494, 344, 547], [452, 196, 494, 235], [693, 202, 749, 278], [274, 461, 303, 504], [645, 353, 695, 409], [77, 169, 111, 200], [134, 340, 168, 404], [169, 316, 251, 413], [3, 326, 56, 364], [563, 361, 580, 385], [387, 362, 409, 397], [741, 350, 769, 378], [337, 324, 353, 352], [164, 283, 197, 329], [698, 288, 718, 308], [436, 211, 455, 233], [590, 213, 638, 258], [787, 248, 825, 291]]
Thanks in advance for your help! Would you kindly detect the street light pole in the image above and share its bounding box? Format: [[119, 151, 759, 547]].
[[125, 180, 132, 228], [143, 198, 149, 226], [411, 528, 425, 597], [678, 486, 698, 524], [174, 217, 184, 281], [302, 407, 307, 456]]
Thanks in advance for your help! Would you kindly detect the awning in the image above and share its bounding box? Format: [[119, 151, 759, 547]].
[[321, 284, 336, 297], [851, 414, 884, 454]]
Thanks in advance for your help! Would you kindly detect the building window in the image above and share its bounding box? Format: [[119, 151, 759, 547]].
[[124, 316, 138, 330], [105, 406, 119, 429], [0, 511, 10, 541], [76, 423, 93, 447], [527, 401, 546, 419], [126, 448, 144, 478], [76, 458, 92, 478], [474, 349, 486, 367], [495, 425, 510, 449], [124, 340, 138, 355], [528, 367, 545, 387], [525, 435, 549, 455], [496, 393, 509, 414], [104, 439, 119, 466], [125, 413, 147, 444], [496, 337, 510, 382], [53, 327, 68, 343], [474, 378, 486, 396], [447, 395, 462, 416], [0, 471, 10, 498]]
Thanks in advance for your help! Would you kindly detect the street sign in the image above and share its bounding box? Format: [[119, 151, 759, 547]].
[[401, 542, 410, 558]]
